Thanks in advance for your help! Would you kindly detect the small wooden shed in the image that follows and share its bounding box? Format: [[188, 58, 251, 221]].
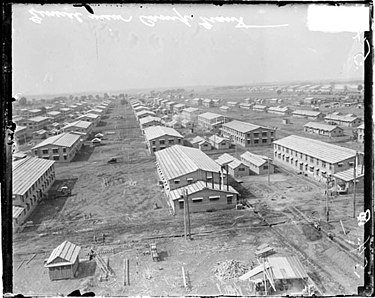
[[45, 240, 81, 281]]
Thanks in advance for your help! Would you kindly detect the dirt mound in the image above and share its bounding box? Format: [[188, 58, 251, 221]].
[[213, 260, 249, 280]]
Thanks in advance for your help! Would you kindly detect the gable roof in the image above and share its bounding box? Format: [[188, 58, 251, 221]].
[[241, 151, 269, 167], [139, 116, 162, 125], [198, 112, 224, 120], [13, 156, 55, 196], [168, 180, 238, 201], [292, 110, 323, 117], [155, 145, 221, 180], [209, 135, 229, 144], [45, 241, 81, 267], [144, 126, 183, 141], [304, 122, 341, 131], [273, 135, 356, 164], [215, 153, 235, 166], [63, 120, 92, 130], [190, 136, 207, 144], [32, 132, 81, 149], [222, 120, 263, 133]]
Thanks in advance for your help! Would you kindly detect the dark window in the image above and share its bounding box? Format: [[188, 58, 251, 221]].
[[263, 165, 268, 170], [262, 132, 267, 137], [63, 156, 67, 160], [179, 201, 184, 209], [262, 139, 267, 143], [52, 149, 59, 154], [227, 196, 233, 204], [152, 141, 156, 145], [254, 140, 259, 144], [178, 139, 181, 143], [42, 149, 49, 155], [253, 133, 259, 138], [53, 156, 59, 160], [168, 139, 174, 144], [160, 139, 165, 145]]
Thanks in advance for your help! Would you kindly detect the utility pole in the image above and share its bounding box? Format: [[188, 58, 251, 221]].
[[325, 175, 330, 222], [353, 152, 357, 218], [183, 192, 187, 240], [185, 188, 191, 240]]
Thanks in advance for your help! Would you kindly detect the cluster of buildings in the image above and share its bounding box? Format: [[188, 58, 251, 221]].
[[14, 100, 112, 147], [13, 100, 112, 162]]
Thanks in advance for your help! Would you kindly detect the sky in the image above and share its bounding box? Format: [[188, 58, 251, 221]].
[[12, 4, 366, 96]]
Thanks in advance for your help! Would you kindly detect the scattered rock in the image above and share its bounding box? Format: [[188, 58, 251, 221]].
[[213, 260, 249, 280]]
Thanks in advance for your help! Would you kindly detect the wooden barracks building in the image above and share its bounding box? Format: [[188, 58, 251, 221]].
[[155, 145, 239, 215]]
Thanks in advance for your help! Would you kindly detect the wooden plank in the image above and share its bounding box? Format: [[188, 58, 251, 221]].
[[26, 254, 36, 265], [16, 260, 25, 271]]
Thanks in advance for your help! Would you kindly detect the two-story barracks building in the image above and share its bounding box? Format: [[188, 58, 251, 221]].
[[273, 135, 361, 182], [221, 120, 275, 147]]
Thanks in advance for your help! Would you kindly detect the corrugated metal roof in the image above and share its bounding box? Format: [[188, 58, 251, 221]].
[[13, 206, 24, 219], [273, 135, 356, 164], [168, 180, 238, 201], [144, 126, 183, 140], [333, 167, 364, 182], [220, 106, 229, 109], [292, 110, 323, 117], [304, 122, 341, 131], [253, 105, 267, 109], [13, 156, 55, 196], [139, 116, 162, 125], [29, 116, 50, 123], [32, 132, 81, 149], [46, 241, 81, 267], [215, 153, 235, 166], [29, 109, 41, 113], [155, 145, 221, 180], [222, 120, 261, 133], [241, 151, 268, 167], [267, 256, 308, 280], [198, 112, 223, 120], [174, 103, 185, 108], [63, 120, 92, 130]]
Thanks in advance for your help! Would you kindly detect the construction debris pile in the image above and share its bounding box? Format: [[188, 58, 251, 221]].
[[213, 260, 249, 280]]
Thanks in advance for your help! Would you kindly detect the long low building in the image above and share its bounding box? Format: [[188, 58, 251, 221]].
[[139, 116, 162, 132], [273, 135, 361, 182], [240, 151, 275, 175], [292, 110, 325, 120], [168, 180, 239, 215], [181, 107, 200, 122], [13, 156, 56, 232], [303, 122, 344, 137], [144, 126, 183, 155], [325, 113, 362, 127], [32, 132, 83, 162], [221, 120, 275, 147], [215, 153, 250, 177]]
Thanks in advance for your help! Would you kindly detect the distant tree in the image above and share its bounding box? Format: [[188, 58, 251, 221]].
[[32, 98, 36, 103], [69, 95, 74, 101], [19, 97, 27, 105], [357, 84, 363, 91], [95, 95, 100, 100], [88, 94, 94, 101], [104, 93, 109, 99], [277, 89, 282, 95], [40, 98, 46, 104]]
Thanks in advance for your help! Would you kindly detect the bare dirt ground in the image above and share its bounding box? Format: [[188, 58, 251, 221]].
[[13, 98, 365, 296]]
